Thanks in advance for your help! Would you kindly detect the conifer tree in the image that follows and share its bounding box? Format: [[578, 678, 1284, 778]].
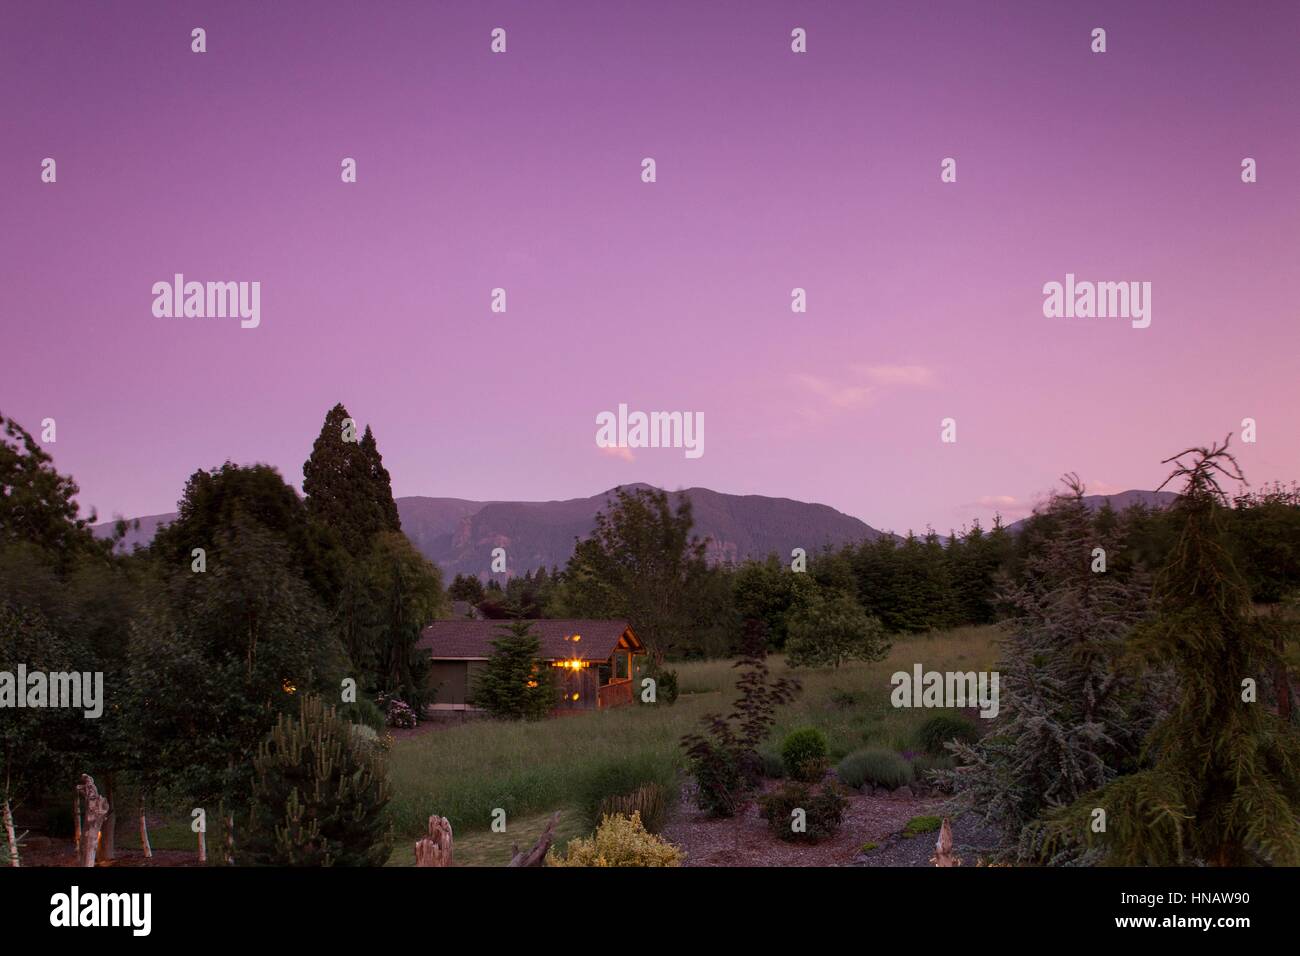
[[1034, 439, 1300, 865], [948, 476, 1156, 862], [470, 621, 555, 720], [302, 403, 392, 554], [240, 694, 392, 866], [360, 425, 401, 533]]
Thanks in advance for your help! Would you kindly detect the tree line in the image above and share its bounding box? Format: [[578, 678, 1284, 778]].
[[0, 405, 440, 862]]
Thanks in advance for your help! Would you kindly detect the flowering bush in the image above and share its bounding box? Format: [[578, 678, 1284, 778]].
[[546, 812, 683, 867], [378, 693, 418, 729]]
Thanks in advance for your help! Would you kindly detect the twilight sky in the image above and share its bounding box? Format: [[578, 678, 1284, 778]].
[[4, 0, 1298, 535]]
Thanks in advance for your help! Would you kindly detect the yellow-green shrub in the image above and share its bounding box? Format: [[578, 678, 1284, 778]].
[[546, 812, 683, 867]]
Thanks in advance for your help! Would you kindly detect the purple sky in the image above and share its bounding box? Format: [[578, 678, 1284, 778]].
[[5, 0, 1298, 535]]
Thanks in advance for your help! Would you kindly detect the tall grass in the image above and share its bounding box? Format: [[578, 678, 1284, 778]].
[[387, 625, 1001, 842]]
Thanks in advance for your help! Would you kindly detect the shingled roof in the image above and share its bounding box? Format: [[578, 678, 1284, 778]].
[[417, 619, 641, 661]]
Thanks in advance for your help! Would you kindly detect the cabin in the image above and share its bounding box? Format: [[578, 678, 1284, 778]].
[[417, 618, 646, 714]]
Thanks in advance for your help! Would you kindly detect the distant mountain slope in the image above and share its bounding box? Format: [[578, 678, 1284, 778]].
[[93, 485, 885, 577], [92, 513, 177, 552], [1006, 489, 1180, 533]]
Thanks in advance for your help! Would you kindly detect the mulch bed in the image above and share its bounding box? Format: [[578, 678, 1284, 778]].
[[661, 779, 947, 867]]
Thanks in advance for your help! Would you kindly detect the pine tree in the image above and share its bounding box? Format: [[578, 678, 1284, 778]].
[[240, 694, 392, 866], [1034, 439, 1300, 865], [470, 621, 555, 720], [948, 475, 1156, 862]]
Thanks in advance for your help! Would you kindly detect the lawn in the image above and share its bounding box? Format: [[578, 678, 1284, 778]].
[[385, 624, 1001, 863]]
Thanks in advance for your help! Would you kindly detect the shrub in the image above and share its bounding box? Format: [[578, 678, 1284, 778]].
[[903, 815, 942, 837], [759, 782, 848, 843], [917, 714, 979, 755], [681, 642, 800, 817], [350, 723, 384, 753], [655, 669, 679, 705], [240, 694, 392, 866], [378, 694, 418, 729], [685, 738, 748, 818], [598, 784, 670, 835], [780, 727, 829, 782], [546, 812, 682, 867], [637, 662, 679, 706], [836, 748, 914, 791]]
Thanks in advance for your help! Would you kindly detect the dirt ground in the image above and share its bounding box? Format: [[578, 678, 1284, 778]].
[[16, 839, 203, 867]]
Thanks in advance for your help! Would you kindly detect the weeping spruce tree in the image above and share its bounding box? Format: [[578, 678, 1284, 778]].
[[1033, 437, 1300, 865], [947, 475, 1156, 863]]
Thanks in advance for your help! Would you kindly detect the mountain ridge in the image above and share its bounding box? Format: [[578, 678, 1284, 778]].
[[93, 485, 888, 577], [92, 486, 1180, 577]]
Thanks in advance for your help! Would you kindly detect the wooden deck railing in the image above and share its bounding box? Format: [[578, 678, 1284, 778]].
[[597, 678, 634, 709]]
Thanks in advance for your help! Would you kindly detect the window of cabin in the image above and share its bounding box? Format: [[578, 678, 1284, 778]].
[[615, 651, 629, 680]]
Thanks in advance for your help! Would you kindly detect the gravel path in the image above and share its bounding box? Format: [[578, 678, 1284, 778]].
[[851, 810, 1002, 866]]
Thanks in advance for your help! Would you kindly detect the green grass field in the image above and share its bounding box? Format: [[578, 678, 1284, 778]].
[[386, 624, 1002, 863]]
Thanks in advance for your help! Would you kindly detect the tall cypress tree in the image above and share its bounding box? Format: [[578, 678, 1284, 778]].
[[302, 404, 389, 554], [360, 425, 401, 533], [1035, 438, 1300, 865]]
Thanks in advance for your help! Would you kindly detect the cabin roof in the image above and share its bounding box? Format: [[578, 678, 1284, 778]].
[[417, 619, 643, 662]]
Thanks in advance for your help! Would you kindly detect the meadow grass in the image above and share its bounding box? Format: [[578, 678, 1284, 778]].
[[386, 624, 1002, 859]]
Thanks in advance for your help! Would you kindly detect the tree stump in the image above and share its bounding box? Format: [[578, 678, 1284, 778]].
[[77, 774, 109, 868], [508, 811, 560, 867], [414, 815, 453, 867], [930, 816, 960, 867]]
